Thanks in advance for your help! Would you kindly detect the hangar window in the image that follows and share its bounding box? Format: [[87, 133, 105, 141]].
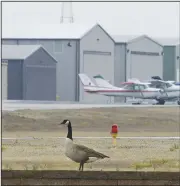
[[131, 51, 160, 56], [53, 41, 63, 53]]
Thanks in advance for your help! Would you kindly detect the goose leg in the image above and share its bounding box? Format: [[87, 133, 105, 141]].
[[81, 163, 84, 171], [79, 163, 82, 171]]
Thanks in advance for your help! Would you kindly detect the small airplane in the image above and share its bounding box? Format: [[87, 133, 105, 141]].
[[146, 76, 180, 105], [79, 73, 163, 104]]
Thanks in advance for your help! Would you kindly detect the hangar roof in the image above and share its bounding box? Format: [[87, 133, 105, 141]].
[[2, 44, 57, 62], [112, 35, 140, 43], [112, 34, 162, 46], [128, 35, 162, 47], [152, 37, 180, 46], [2, 44, 41, 59], [2, 23, 97, 39]]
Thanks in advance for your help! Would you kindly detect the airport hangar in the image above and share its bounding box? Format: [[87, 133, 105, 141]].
[[2, 45, 57, 101], [154, 38, 180, 82], [3, 23, 164, 103], [176, 44, 180, 81]]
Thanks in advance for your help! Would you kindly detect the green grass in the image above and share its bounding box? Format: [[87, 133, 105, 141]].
[[2, 145, 7, 152], [170, 144, 180, 152], [131, 159, 179, 171]]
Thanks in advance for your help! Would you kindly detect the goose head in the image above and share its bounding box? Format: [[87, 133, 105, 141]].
[[60, 119, 73, 140], [60, 119, 71, 127]]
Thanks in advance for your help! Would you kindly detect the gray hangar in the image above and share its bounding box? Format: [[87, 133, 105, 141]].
[[155, 38, 180, 81], [176, 44, 180, 81], [2, 44, 57, 100], [113, 35, 164, 86], [2, 23, 115, 103]]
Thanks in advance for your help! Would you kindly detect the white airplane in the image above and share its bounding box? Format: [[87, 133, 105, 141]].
[[146, 76, 180, 105], [79, 74, 163, 104]]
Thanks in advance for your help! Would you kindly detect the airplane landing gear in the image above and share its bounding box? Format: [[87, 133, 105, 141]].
[[156, 99, 165, 105], [177, 100, 180, 105], [131, 99, 143, 105], [132, 102, 141, 105]]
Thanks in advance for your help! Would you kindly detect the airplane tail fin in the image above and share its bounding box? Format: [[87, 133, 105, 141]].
[[93, 75, 114, 88], [78, 73, 96, 86]]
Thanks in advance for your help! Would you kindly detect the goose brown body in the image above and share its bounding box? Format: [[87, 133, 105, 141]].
[[60, 119, 109, 171]]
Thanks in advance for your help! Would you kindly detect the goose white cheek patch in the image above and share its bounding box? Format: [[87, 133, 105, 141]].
[[65, 121, 70, 125]]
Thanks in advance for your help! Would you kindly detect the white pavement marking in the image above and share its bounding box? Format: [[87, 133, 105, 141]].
[[2, 103, 179, 111], [2, 136, 180, 140]]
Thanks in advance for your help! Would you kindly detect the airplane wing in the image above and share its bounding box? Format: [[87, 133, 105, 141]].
[[150, 79, 166, 84], [149, 79, 168, 89], [121, 80, 151, 86]]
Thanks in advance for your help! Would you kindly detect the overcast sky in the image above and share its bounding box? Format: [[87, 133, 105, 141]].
[[2, 1, 180, 38]]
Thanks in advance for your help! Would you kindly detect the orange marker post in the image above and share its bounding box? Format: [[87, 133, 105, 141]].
[[111, 124, 118, 147]]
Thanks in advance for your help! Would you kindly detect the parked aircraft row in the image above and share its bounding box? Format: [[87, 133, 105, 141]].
[[78, 74, 180, 105]]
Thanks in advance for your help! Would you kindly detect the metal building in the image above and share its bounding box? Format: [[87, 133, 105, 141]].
[[154, 38, 180, 81], [2, 45, 57, 100], [176, 44, 180, 81], [113, 35, 163, 83], [79, 25, 115, 103], [2, 23, 115, 103], [113, 35, 138, 88], [112, 35, 164, 103], [1, 61, 8, 100]]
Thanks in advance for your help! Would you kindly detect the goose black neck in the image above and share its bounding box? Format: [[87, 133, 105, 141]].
[[67, 122, 73, 140]]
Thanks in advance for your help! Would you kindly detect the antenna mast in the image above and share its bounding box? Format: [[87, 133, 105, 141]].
[[60, 1, 74, 23]]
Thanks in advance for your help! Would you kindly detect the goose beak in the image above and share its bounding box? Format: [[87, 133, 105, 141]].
[[60, 120, 66, 125], [59, 120, 70, 125]]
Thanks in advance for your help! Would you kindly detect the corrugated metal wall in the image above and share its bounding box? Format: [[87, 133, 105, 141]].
[[8, 60, 23, 100], [126, 37, 163, 81], [2, 62, 8, 100], [24, 47, 56, 101], [79, 25, 115, 103], [163, 46, 176, 81], [2, 39, 79, 101], [114, 43, 126, 102], [82, 51, 112, 103], [176, 44, 180, 81]]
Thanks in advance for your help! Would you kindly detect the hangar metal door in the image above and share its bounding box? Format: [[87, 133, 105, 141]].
[[25, 66, 56, 100], [2, 62, 8, 100], [128, 53, 163, 81], [82, 51, 113, 103]]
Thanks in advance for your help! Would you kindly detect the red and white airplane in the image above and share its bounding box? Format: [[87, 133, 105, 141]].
[[79, 74, 164, 104]]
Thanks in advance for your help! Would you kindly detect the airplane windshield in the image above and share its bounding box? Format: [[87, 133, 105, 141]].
[[140, 85, 147, 90], [123, 84, 134, 90]]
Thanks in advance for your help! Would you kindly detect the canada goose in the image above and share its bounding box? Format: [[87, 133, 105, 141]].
[[60, 119, 109, 171]]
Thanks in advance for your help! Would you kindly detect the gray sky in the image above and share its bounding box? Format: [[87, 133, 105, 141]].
[[2, 1, 179, 37]]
